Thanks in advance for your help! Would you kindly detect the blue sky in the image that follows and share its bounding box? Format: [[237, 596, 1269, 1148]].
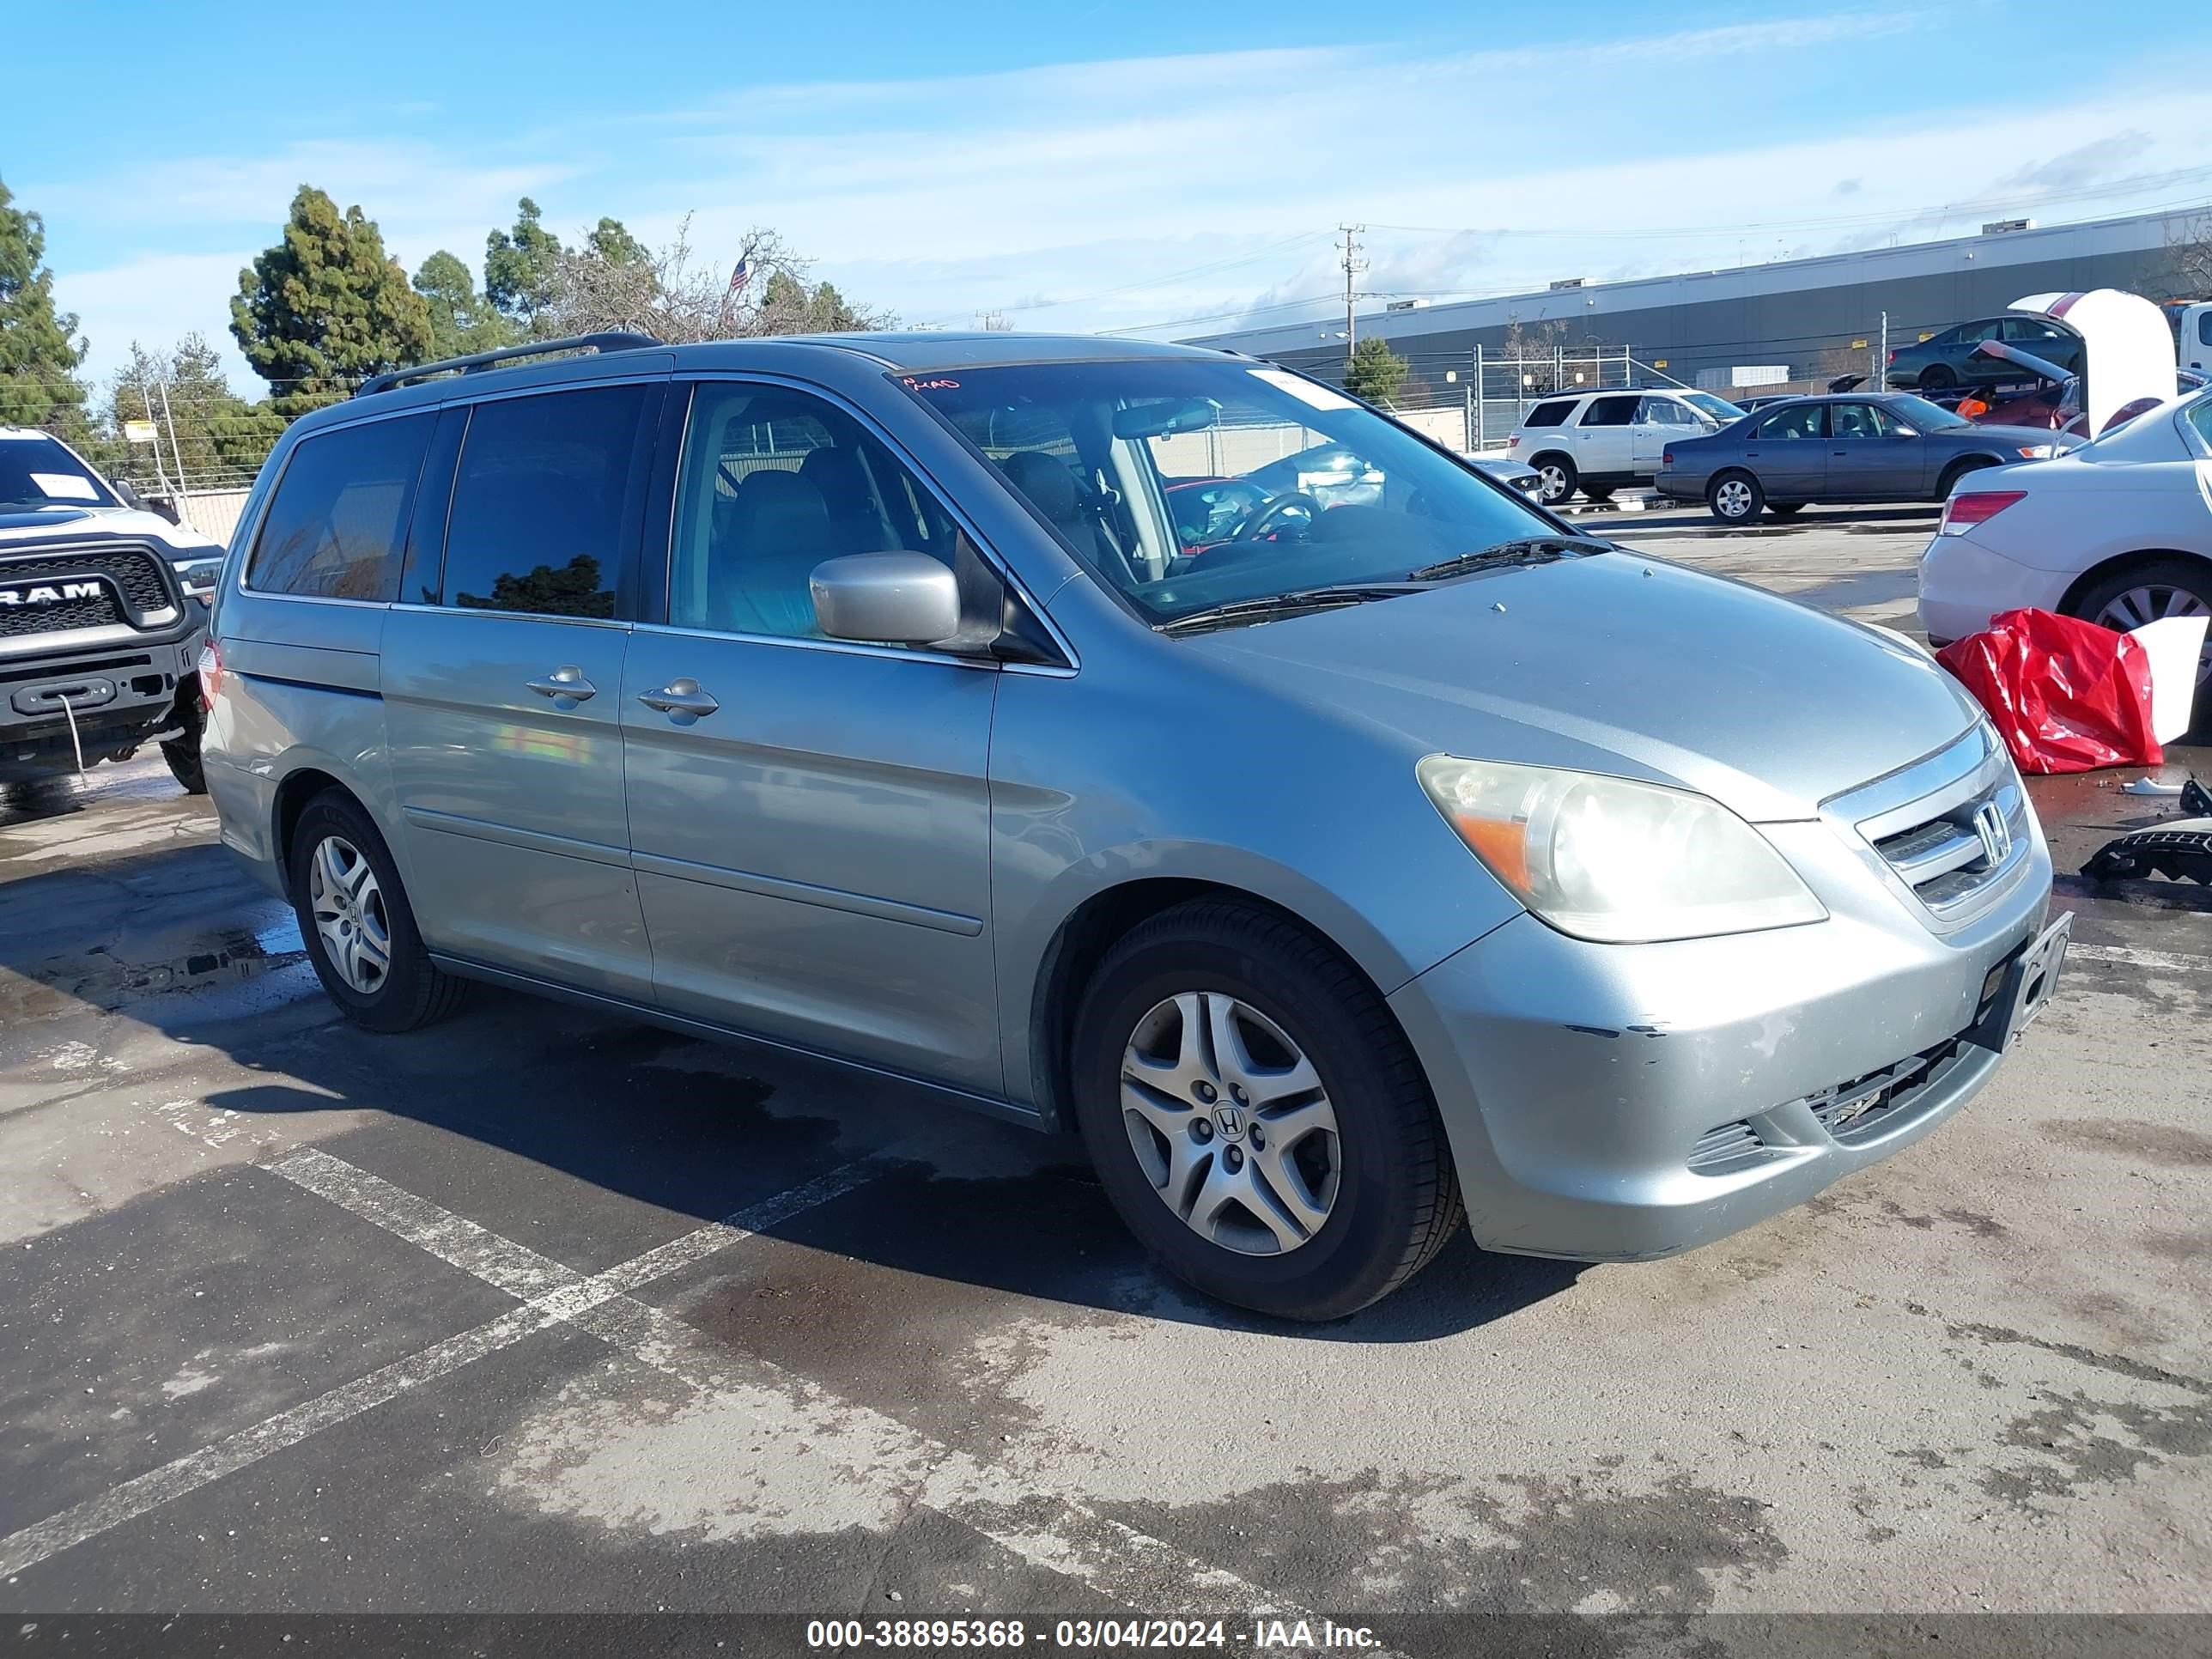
[[10, 0, 2212, 395]]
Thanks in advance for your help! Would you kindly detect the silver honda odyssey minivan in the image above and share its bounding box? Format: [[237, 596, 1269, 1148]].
[[202, 331, 2065, 1319]]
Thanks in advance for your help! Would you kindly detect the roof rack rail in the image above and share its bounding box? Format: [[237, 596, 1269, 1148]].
[[354, 331, 663, 398]]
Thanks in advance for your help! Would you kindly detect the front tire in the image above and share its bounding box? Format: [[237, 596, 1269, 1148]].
[[1579, 484, 1615, 504], [1071, 899, 1462, 1321], [1936, 457, 1996, 499], [288, 790, 466, 1033], [161, 696, 207, 795], [1708, 470, 1764, 524]]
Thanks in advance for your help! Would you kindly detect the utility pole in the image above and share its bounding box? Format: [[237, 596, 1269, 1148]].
[[1339, 223, 1366, 371], [1878, 311, 1889, 392], [156, 382, 185, 494]]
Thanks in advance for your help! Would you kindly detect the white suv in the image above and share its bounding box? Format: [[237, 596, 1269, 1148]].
[[1507, 388, 1747, 506]]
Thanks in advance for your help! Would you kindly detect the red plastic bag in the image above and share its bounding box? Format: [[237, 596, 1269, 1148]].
[[1936, 608, 2162, 775]]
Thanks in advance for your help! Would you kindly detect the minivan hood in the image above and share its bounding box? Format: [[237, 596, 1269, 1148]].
[[1200, 550, 1980, 822]]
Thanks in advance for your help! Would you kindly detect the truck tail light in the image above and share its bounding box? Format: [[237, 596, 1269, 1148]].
[[1938, 490, 2026, 536], [197, 640, 222, 710]]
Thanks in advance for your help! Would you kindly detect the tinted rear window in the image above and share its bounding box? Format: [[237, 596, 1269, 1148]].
[[247, 415, 434, 601], [1522, 400, 1576, 428], [439, 386, 647, 618]]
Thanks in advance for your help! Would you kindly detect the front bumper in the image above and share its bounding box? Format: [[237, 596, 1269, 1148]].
[[1389, 806, 2052, 1261], [1916, 532, 2070, 647], [1, 632, 204, 781]]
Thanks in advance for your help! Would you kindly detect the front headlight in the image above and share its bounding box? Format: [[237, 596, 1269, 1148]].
[[1415, 756, 1826, 944], [171, 555, 224, 603]]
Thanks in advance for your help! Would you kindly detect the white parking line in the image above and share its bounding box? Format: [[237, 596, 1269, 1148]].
[[2066, 941, 2212, 975], [3, 1145, 1390, 1653], [0, 1156, 883, 1584]]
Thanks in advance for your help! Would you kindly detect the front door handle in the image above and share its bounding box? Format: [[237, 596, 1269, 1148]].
[[526, 665, 596, 702], [637, 678, 720, 719]]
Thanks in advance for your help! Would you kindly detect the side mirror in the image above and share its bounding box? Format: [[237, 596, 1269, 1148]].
[[810, 551, 961, 647]]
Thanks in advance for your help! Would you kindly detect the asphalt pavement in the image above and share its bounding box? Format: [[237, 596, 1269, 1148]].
[[2, 513, 2208, 1653]]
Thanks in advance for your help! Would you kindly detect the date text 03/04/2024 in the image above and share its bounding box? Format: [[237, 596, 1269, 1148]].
[[804, 1618, 1384, 1650]]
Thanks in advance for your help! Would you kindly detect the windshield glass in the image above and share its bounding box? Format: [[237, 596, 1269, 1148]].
[[0, 434, 118, 511], [1684, 392, 1747, 423], [902, 359, 1559, 624], [1885, 394, 1970, 431]]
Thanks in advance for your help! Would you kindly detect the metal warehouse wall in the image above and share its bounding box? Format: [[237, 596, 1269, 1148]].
[[1193, 208, 2202, 388]]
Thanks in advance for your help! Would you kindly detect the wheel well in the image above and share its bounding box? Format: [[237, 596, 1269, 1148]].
[[2056, 549, 2212, 617], [1937, 455, 1998, 492], [1527, 450, 1571, 472], [1026, 878, 1387, 1133], [270, 768, 348, 896]]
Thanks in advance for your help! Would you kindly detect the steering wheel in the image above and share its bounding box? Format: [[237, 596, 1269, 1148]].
[[1234, 491, 1322, 543]]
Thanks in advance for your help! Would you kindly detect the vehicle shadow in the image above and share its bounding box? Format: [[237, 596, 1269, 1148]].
[[1, 836, 1583, 1344]]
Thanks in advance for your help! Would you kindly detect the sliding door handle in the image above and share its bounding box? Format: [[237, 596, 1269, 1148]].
[[637, 678, 720, 719]]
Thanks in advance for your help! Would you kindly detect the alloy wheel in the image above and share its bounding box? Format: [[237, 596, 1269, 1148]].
[[2094, 586, 2212, 686], [307, 834, 392, 995], [1714, 478, 1754, 520], [1538, 464, 1570, 503], [1120, 991, 1341, 1256]]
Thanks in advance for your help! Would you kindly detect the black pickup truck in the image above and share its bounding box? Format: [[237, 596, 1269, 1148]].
[[2, 428, 224, 793]]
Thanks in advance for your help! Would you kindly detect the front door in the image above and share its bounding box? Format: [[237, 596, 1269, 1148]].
[[1744, 403, 1828, 501], [381, 379, 662, 1000], [621, 380, 1003, 1093], [1825, 400, 1925, 500], [1632, 395, 1698, 474]]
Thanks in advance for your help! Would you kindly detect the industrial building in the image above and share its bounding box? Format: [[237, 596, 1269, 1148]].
[[1188, 204, 2205, 397]]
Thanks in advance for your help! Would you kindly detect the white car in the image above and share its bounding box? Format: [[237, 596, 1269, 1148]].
[[1507, 388, 1748, 506], [1918, 384, 2212, 732]]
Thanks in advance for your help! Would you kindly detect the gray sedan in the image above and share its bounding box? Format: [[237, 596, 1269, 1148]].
[[1655, 392, 2075, 523]]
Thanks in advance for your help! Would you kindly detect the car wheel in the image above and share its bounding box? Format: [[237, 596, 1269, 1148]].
[[288, 790, 467, 1033], [1707, 471, 1764, 525], [1531, 454, 1577, 507], [1071, 898, 1463, 1321], [1919, 364, 1957, 391], [1580, 484, 1615, 504], [1766, 502, 1805, 519], [1936, 457, 1996, 498], [2074, 558, 2212, 735], [161, 698, 207, 795]]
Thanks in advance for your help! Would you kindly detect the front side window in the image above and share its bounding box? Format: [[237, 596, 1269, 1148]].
[[1638, 397, 1701, 428], [1684, 392, 1747, 423], [902, 359, 1559, 626], [669, 382, 970, 641], [0, 433, 119, 511], [440, 385, 647, 618], [247, 414, 434, 601], [1756, 404, 1825, 441]]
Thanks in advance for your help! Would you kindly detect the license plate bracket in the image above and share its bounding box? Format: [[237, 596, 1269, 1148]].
[[1968, 912, 2070, 1053]]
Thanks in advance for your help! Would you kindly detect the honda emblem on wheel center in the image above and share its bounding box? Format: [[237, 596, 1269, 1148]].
[[1212, 1106, 1244, 1140]]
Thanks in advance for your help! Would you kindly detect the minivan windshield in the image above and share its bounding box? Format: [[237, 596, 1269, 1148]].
[[901, 360, 1565, 625], [0, 433, 119, 511]]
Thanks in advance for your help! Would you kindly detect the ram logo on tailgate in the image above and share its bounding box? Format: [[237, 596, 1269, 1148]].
[[0, 578, 106, 607]]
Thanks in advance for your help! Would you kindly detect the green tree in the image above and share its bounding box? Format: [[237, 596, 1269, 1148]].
[[0, 175, 94, 437], [583, 217, 647, 268], [484, 198, 568, 336], [230, 185, 434, 415], [105, 334, 289, 484], [1343, 336, 1410, 406], [413, 249, 513, 359]]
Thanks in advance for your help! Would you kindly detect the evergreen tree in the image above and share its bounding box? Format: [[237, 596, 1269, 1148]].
[[0, 175, 94, 436], [413, 250, 513, 359], [230, 185, 434, 415], [1343, 336, 1411, 407], [484, 198, 568, 336]]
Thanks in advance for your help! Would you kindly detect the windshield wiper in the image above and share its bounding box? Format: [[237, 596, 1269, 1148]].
[[1158, 583, 1425, 637], [1407, 535, 1612, 583]]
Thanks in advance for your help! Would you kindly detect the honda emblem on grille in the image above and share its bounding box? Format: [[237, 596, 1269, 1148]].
[[0, 577, 106, 608], [1972, 801, 2012, 866]]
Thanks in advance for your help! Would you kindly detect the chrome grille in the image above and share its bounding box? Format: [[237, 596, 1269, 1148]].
[[1827, 726, 2032, 928]]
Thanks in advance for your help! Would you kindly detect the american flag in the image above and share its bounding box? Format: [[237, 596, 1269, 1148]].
[[725, 255, 750, 299]]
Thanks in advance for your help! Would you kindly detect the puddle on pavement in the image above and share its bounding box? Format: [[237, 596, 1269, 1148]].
[[0, 918, 309, 1022], [0, 758, 188, 830]]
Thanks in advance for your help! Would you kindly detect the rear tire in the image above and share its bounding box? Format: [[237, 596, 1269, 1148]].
[[1919, 364, 1957, 391], [1708, 470, 1765, 525], [288, 790, 467, 1033], [1071, 898, 1462, 1321], [2070, 557, 2212, 738], [1766, 501, 1805, 519], [1531, 453, 1577, 507]]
